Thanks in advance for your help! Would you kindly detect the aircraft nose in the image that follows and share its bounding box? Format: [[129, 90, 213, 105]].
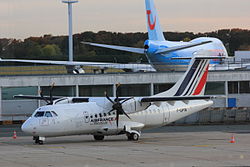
[[21, 119, 34, 134]]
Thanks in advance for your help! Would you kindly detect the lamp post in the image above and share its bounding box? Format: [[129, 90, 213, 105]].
[[62, 0, 78, 62]]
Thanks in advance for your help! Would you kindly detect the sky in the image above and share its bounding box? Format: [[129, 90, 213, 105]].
[[0, 0, 249, 39]]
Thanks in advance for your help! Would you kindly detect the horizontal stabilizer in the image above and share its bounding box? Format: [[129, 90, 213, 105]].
[[82, 42, 145, 54], [140, 96, 214, 102], [172, 56, 226, 60], [155, 41, 212, 54]]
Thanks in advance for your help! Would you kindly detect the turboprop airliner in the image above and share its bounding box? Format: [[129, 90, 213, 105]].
[[18, 51, 223, 144], [82, 0, 228, 71]]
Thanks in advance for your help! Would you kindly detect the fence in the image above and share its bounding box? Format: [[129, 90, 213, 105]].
[[173, 107, 250, 125], [0, 61, 250, 76]]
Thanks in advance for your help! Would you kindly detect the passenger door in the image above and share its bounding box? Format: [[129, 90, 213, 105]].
[[162, 104, 170, 124]]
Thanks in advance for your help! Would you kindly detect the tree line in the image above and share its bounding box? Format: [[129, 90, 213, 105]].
[[0, 28, 250, 64]]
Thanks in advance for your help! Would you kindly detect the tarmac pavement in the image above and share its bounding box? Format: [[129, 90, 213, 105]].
[[0, 124, 250, 167]]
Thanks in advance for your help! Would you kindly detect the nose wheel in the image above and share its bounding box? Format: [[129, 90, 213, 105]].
[[33, 136, 45, 145]]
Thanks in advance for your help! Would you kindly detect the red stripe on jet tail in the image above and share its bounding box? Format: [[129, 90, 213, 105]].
[[146, 10, 156, 30], [192, 64, 209, 95]]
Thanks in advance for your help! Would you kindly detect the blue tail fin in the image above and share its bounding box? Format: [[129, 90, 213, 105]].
[[145, 0, 165, 41]]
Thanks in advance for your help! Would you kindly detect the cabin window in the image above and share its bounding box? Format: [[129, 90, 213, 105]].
[[103, 113, 107, 117], [34, 111, 44, 117], [45, 111, 53, 117]]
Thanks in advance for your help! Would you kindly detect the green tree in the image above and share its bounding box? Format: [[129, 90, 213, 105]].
[[42, 44, 62, 58]]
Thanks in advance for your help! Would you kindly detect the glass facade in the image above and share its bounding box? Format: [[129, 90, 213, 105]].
[[205, 82, 225, 95], [228, 81, 239, 94], [239, 81, 250, 93], [2, 87, 38, 100], [117, 84, 150, 96], [79, 85, 112, 97], [154, 83, 174, 95], [3, 81, 250, 102], [40, 86, 76, 96]]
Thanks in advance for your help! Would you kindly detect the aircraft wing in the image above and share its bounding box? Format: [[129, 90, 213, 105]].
[[82, 42, 145, 54], [0, 58, 155, 72], [155, 41, 212, 54], [140, 96, 214, 102], [14, 95, 89, 102], [0, 58, 116, 66], [82, 41, 212, 56], [14, 95, 61, 101]]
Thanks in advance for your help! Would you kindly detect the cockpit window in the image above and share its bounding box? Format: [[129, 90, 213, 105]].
[[34, 111, 45, 117], [51, 111, 58, 117], [45, 111, 52, 117]]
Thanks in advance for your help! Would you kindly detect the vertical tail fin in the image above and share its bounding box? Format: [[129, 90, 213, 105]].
[[145, 0, 165, 41], [156, 51, 224, 97]]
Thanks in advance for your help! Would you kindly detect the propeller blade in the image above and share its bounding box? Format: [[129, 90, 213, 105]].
[[39, 89, 49, 104], [121, 97, 133, 104], [105, 92, 115, 104], [116, 112, 119, 127], [49, 83, 55, 104], [121, 108, 131, 119], [115, 83, 121, 101], [108, 109, 115, 114]]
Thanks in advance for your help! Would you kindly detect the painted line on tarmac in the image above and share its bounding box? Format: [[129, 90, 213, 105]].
[[192, 145, 211, 147], [25, 145, 65, 149]]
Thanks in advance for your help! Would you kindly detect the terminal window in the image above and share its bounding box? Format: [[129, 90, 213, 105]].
[[239, 81, 250, 93], [205, 82, 225, 95], [228, 81, 239, 94], [2, 86, 38, 100]]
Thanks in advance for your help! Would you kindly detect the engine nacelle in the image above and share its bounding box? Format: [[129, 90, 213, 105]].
[[73, 66, 85, 74]]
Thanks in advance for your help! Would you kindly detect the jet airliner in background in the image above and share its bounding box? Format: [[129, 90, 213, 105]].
[[19, 51, 223, 144], [0, 0, 228, 72], [83, 0, 228, 71]]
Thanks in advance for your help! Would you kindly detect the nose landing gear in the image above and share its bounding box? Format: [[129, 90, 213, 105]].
[[33, 136, 45, 145]]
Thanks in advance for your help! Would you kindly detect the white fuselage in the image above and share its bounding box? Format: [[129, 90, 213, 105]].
[[22, 97, 213, 138]]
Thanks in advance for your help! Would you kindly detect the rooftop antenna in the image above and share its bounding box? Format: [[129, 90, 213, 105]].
[[62, 0, 78, 62]]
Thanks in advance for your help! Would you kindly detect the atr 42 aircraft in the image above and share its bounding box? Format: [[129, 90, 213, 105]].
[[19, 52, 223, 144], [82, 0, 228, 71]]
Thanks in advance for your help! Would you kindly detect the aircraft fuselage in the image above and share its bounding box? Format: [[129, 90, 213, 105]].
[[145, 37, 228, 71], [22, 98, 213, 138]]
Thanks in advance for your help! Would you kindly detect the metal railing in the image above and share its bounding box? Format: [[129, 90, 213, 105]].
[[0, 61, 249, 76], [1, 113, 31, 121]]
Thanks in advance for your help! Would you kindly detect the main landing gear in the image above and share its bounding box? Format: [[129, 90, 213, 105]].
[[93, 135, 105, 141], [33, 136, 45, 145], [93, 131, 140, 141], [127, 132, 140, 141]]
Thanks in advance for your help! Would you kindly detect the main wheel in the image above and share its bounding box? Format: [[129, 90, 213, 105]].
[[131, 133, 139, 141], [93, 135, 104, 141], [38, 140, 44, 145], [33, 136, 39, 144], [127, 134, 132, 141]]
